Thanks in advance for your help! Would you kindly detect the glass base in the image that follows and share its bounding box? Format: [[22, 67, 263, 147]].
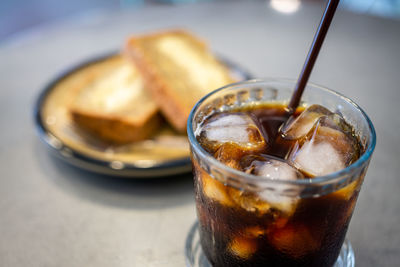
[[185, 221, 355, 267]]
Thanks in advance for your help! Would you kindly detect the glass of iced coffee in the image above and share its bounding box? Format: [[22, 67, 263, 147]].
[[186, 79, 376, 267]]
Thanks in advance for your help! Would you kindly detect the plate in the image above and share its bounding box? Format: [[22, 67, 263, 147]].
[[34, 52, 252, 178]]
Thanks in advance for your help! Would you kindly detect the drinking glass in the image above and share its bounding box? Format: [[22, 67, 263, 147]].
[[186, 79, 376, 267]]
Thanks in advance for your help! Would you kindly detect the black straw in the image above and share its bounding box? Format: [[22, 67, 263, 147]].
[[286, 0, 340, 116]]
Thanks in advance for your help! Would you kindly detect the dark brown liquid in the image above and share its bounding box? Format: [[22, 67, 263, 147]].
[[246, 104, 303, 159], [194, 104, 363, 267]]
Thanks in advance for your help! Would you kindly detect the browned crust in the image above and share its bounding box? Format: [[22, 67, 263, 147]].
[[71, 108, 161, 144], [123, 30, 211, 132]]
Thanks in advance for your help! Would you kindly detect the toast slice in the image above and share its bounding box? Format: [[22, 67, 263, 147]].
[[124, 30, 235, 132], [70, 55, 161, 144]]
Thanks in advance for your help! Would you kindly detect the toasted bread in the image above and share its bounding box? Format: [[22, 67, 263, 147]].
[[70, 55, 161, 144], [124, 30, 235, 132]]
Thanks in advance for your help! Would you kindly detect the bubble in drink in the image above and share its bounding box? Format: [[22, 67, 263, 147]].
[[281, 104, 332, 140], [196, 112, 266, 152], [288, 114, 360, 177], [242, 155, 303, 215]]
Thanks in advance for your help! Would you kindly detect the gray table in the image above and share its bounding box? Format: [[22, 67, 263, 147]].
[[1, 1, 399, 266]]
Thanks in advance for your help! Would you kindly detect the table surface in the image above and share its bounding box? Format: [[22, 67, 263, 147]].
[[1, 1, 399, 266]]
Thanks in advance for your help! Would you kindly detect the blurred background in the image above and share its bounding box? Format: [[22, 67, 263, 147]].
[[1, 0, 400, 42]]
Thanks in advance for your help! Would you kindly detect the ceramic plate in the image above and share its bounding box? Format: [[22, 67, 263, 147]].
[[34, 52, 252, 177]]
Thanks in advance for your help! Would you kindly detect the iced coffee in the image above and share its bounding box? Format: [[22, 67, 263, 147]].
[[188, 79, 375, 267]]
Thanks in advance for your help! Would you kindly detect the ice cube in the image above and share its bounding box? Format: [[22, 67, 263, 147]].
[[269, 223, 319, 258], [214, 143, 245, 170], [196, 112, 266, 152], [242, 155, 303, 215], [228, 188, 272, 214], [228, 235, 258, 259], [332, 179, 360, 200], [201, 172, 234, 207], [289, 115, 359, 177], [281, 104, 333, 140]]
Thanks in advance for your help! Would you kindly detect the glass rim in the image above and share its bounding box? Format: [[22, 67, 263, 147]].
[[187, 78, 376, 186]]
